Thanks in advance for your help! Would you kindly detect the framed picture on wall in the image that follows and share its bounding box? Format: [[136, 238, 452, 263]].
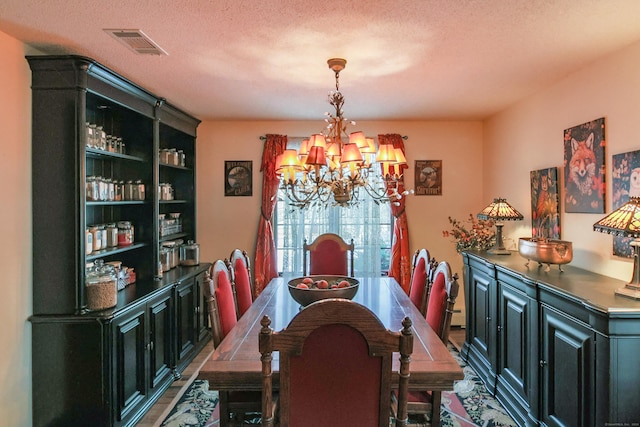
[[611, 149, 640, 257], [563, 117, 605, 213], [414, 160, 442, 195], [224, 160, 252, 197], [530, 167, 561, 239]]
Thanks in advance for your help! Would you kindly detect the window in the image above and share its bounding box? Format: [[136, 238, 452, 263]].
[[274, 191, 393, 276]]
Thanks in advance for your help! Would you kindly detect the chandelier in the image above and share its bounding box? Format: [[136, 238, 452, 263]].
[[275, 58, 412, 209]]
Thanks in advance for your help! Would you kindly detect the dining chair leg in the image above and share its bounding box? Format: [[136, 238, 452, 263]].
[[430, 390, 442, 427]]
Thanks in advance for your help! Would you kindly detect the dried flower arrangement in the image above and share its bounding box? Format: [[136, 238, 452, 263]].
[[442, 214, 496, 252]]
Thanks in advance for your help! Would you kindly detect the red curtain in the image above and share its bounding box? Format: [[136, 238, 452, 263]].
[[380, 134, 411, 294], [254, 134, 287, 295]]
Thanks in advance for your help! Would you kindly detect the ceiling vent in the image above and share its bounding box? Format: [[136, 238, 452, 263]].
[[104, 29, 168, 55]]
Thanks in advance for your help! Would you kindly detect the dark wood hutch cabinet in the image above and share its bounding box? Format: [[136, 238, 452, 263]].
[[462, 250, 640, 426], [28, 55, 211, 427]]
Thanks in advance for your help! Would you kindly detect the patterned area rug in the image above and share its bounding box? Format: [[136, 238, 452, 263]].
[[161, 345, 518, 426]]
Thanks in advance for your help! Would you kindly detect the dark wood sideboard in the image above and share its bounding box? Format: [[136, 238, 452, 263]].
[[462, 250, 640, 427]]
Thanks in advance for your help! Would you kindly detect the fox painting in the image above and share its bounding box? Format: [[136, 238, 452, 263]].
[[563, 118, 605, 213]]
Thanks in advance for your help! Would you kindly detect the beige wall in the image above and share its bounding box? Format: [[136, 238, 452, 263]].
[[484, 39, 640, 280], [0, 30, 32, 426]]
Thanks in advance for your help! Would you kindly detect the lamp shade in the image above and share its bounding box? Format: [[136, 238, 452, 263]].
[[308, 133, 327, 149], [305, 145, 327, 166], [298, 138, 310, 156], [341, 143, 363, 163], [593, 196, 640, 300], [279, 149, 303, 169], [349, 131, 368, 148], [360, 137, 377, 154], [393, 147, 407, 166], [376, 143, 397, 163], [478, 198, 524, 221], [593, 196, 640, 237]]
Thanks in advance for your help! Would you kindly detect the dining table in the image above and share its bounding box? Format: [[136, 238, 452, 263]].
[[198, 275, 464, 392]]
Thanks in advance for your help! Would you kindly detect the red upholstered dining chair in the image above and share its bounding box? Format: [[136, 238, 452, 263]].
[[408, 248, 433, 315], [226, 248, 254, 318], [302, 233, 355, 277], [259, 299, 414, 427], [392, 260, 460, 426], [202, 260, 262, 427]]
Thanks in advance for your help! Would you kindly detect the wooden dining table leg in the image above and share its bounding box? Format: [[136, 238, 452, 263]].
[[219, 390, 230, 427]]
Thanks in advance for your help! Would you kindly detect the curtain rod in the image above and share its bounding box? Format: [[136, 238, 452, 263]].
[[259, 135, 408, 141]]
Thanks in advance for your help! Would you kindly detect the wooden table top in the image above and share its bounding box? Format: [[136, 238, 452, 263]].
[[198, 276, 463, 391]]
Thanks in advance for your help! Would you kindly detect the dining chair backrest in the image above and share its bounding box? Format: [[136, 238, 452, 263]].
[[425, 260, 459, 344], [408, 248, 431, 315], [201, 269, 223, 347], [259, 299, 413, 427], [206, 259, 261, 426], [227, 248, 254, 318], [207, 259, 238, 341], [303, 233, 355, 276]]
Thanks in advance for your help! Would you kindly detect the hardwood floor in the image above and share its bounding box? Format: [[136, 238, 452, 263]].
[[448, 325, 466, 351], [136, 327, 467, 426], [135, 341, 215, 427]]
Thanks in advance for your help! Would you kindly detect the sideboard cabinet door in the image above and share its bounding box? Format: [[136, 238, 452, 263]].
[[462, 253, 498, 393], [540, 304, 595, 427], [496, 277, 538, 426]]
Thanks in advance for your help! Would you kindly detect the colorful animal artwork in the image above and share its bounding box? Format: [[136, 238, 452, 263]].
[[563, 118, 605, 213], [530, 167, 560, 239], [611, 150, 640, 258]]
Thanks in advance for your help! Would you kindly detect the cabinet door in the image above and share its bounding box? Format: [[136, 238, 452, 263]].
[[465, 262, 498, 392], [113, 305, 148, 423], [175, 278, 197, 370], [540, 305, 595, 427], [147, 290, 174, 392], [497, 282, 538, 425]]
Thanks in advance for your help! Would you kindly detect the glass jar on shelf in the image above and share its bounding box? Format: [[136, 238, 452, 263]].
[[98, 224, 107, 249], [114, 181, 123, 201], [107, 178, 115, 201], [160, 149, 170, 164], [135, 180, 145, 201], [86, 123, 95, 148], [86, 176, 99, 201], [85, 259, 117, 311], [98, 176, 108, 201], [106, 223, 118, 248], [89, 226, 101, 252], [85, 228, 93, 255], [160, 246, 171, 272], [96, 126, 107, 150], [124, 180, 135, 201], [117, 221, 134, 246]]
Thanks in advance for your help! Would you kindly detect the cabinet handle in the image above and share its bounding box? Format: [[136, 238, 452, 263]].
[[539, 360, 547, 368], [497, 325, 502, 332], [146, 341, 154, 352], [486, 316, 491, 322]]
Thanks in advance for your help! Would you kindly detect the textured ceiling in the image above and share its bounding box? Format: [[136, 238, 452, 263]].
[[2, 0, 640, 121]]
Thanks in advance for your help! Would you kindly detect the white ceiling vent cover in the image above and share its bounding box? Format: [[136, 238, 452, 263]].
[[104, 29, 168, 55]]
